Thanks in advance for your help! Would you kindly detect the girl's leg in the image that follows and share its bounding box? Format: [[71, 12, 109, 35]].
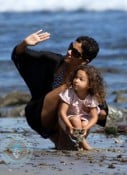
[[81, 120, 92, 150], [69, 117, 91, 150], [69, 116, 82, 131]]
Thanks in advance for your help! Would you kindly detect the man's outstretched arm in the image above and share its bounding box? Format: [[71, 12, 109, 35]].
[[15, 30, 50, 54]]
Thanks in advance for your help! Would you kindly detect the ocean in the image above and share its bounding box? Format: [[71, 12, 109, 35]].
[[0, 0, 127, 109]]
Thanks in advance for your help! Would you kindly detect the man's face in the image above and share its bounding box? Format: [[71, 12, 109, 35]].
[[65, 41, 90, 65], [65, 41, 82, 62]]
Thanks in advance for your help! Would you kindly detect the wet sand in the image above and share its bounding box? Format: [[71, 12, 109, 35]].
[[1, 148, 127, 175], [0, 117, 127, 175]]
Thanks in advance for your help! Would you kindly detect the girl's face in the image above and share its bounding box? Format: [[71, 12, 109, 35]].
[[73, 70, 89, 92]]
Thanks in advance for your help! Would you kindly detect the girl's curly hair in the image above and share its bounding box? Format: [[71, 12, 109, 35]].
[[69, 64, 106, 104]]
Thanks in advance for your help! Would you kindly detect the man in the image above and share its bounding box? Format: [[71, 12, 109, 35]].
[[11, 30, 108, 149]]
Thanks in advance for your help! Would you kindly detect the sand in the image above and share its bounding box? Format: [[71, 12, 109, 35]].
[[0, 117, 127, 175]]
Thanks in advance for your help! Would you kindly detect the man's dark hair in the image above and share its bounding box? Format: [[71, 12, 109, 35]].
[[76, 36, 99, 62]]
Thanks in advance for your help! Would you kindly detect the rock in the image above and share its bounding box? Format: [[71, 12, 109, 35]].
[[105, 126, 118, 136], [112, 90, 127, 103], [114, 94, 127, 103], [117, 124, 127, 133], [106, 106, 124, 126], [0, 91, 31, 107], [105, 106, 127, 134], [9, 105, 26, 117], [0, 105, 25, 117], [0, 91, 30, 117]]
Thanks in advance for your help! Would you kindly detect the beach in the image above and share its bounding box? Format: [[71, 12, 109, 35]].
[[0, 116, 127, 175], [0, 95, 127, 175], [0, 149, 127, 175], [0, 0, 127, 174]]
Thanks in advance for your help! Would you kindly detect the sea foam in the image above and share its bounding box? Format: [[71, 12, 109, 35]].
[[0, 0, 127, 12]]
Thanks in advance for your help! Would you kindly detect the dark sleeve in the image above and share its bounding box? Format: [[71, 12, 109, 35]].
[[11, 46, 63, 100], [97, 101, 109, 127]]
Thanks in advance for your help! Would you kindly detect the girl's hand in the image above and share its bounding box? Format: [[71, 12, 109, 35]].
[[82, 128, 88, 136], [24, 30, 50, 46]]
